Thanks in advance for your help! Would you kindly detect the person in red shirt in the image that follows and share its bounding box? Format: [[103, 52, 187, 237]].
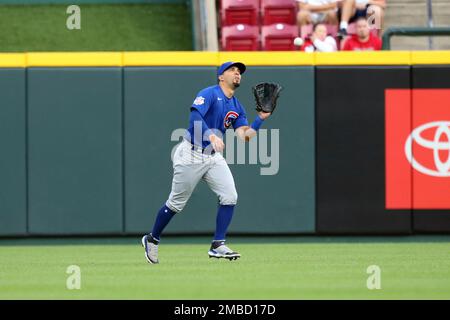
[[342, 17, 382, 51]]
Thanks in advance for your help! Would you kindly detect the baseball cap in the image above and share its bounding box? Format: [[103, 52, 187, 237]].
[[217, 61, 246, 77]]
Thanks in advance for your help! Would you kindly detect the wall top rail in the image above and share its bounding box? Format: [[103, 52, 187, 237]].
[[0, 51, 450, 67], [382, 27, 450, 50]]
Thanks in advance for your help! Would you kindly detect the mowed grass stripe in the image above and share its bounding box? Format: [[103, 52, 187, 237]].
[[0, 240, 449, 299]]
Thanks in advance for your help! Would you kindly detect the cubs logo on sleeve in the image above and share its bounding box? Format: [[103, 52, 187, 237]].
[[193, 96, 205, 106], [223, 111, 239, 129]]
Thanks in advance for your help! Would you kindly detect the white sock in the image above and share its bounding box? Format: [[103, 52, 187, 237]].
[[340, 21, 348, 30]]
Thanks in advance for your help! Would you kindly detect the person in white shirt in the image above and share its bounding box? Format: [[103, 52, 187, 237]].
[[296, 0, 341, 27], [338, 0, 386, 36], [301, 23, 338, 52]]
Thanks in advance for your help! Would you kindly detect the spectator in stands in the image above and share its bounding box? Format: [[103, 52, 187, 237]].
[[296, 0, 340, 27], [301, 23, 338, 52], [338, 0, 386, 37], [342, 17, 382, 50]]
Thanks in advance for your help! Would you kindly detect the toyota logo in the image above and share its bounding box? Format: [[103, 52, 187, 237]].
[[405, 121, 450, 177]]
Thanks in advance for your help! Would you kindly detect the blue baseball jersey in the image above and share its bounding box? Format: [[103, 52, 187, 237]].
[[186, 85, 249, 149]]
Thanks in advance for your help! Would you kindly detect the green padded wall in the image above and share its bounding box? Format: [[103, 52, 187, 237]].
[[124, 67, 217, 234], [228, 67, 315, 233], [27, 68, 123, 235], [124, 66, 316, 234], [0, 69, 27, 236], [0, 65, 314, 236]]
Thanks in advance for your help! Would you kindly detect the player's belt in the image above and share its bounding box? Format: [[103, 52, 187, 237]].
[[187, 141, 215, 155]]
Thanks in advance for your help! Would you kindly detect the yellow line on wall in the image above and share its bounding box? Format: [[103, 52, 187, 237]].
[[123, 51, 218, 66], [0, 51, 449, 67], [411, 51, 450, 64], [26, 52, 123, 67], [314, 51, 412, 65], [218, 51, 315, 65], [0, 53, 27, 67]]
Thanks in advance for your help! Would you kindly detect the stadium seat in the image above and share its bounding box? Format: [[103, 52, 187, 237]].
[[261, 23, 298, 51], [221, 24, 260, 51], [300, 24, 312, 39], [326, 25, 338, 37], [221, 0, 260, 26], [347, 23, 356, 35], [261, 0, 297, 25]]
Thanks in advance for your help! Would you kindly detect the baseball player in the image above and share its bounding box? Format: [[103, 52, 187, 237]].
[[141, 62, 272, 264]]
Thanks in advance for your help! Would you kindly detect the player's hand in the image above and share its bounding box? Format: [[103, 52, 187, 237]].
[[257, 111, 272, 120], [209, 134, 225, 153]]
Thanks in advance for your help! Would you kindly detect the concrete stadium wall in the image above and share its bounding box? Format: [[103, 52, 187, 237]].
[[0, 51, 449, 237]]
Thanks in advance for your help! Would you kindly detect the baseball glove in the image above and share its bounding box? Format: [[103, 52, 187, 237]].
[[252, 82, 283, 114]]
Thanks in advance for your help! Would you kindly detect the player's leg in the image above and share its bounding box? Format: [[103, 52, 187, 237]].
[[142, 142, 207, 264], [203, 156, 241, 260], [204, 156, 238, 241], [142, 202, 175, 264]]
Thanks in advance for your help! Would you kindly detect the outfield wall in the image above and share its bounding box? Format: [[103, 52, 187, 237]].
[[0, 51, 450, 236]]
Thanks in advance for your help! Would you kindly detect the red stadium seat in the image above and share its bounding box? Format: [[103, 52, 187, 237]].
[[326, 24, 338, 37], [261, 0, 297, 25], [261, 23, 298, 51], [300, 24, 313, 39], [221, 24, 260, 51], [221, 0, 260, 26], [347, 22, 356, 35]]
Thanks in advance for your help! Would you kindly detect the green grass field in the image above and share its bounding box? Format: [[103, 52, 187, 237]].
[[1, 236, 450, 299], [0, 4, 192, 52]]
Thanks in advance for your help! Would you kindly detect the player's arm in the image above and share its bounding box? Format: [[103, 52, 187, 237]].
[[190, 109, 225, 152], [235, 111, 271, 142], [190, 90, 225, 152]]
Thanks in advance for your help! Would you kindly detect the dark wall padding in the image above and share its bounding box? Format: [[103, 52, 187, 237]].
[[315, 67, 412, 234], [412, 66, 450, 233]]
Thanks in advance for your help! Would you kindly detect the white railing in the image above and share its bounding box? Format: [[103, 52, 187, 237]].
[[427, 0, 434, 49]]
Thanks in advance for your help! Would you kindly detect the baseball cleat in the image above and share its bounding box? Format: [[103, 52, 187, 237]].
[[141, 234, 159, 264], [208, 241, 241, 260]]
